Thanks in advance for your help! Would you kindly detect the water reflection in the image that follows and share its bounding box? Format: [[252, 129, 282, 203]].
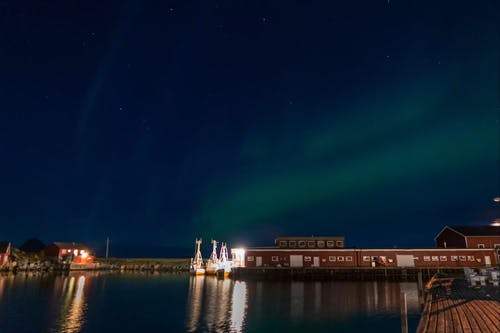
[[230, 281, 247, 332], [246, 280, 421, 322], [186, 278, 421, 332], [0, 273, 421, 332], [186, 276, 248, 332], [52, 275, 88, 333]]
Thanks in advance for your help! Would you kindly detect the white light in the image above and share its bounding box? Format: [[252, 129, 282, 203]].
[[231, 248, 246, 267]]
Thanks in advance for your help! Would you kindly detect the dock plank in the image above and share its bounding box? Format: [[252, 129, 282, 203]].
[[418, 277, 500, 333]]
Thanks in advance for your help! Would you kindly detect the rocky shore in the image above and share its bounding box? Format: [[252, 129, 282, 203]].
[[0, 250, 190, 273]]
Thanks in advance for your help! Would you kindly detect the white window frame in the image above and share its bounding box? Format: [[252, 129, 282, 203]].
[[304, 256, 311, 262], [431, 256, 439, 261], [247, 256, 254, 262], [317, 241, 325, 248], [337, 256, 344, 262], [451, 256, 458, 261], [279, 241, 287, 247], [477, 244, 485, 249], [346, 256, 353, 262], [336, 240, 344, 247], [298, 241, 306, 248], [423, 256, 431, 262], [467, 255, 475, 262], [439, 256, 447, 261], [289, 241, 297, 248], [307, 241, 315, 248], [459, 256, 466, 261], [328, 256, 336, 262], [271, 256, 279, 262], [326, 241, 335, 248], [363, 256, 371, 262]]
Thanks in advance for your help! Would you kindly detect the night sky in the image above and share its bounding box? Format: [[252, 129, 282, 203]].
[[1, 1, 499, 254]]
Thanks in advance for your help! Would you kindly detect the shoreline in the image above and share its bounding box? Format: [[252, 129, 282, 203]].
[[0, 257, 191, 273]]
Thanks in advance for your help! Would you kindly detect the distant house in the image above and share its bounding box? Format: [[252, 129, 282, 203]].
[[44, 242, 94, 264], [0, 242, 11, 265], [435, 226, 500, 249]]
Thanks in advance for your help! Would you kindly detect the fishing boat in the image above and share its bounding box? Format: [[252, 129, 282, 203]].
[[216, 242, 232, 278], [190, 238, 205, 275], [205, 240, 219, 275]]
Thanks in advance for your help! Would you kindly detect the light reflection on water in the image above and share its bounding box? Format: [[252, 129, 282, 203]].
[[187, 276, 248, 332], [185, 277, 421, 332], [0, 273, 422, 332], [54, 275, 87, 333]]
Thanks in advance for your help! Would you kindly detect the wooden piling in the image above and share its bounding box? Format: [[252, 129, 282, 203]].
[[400, 292, 408, 333]]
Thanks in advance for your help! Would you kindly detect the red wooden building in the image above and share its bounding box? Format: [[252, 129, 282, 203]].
[[241, 226, 500, 269], [435, 226, 500, 249], [243, 248, 497, 268], [0, 242, 11, 266], [44, 242, 94, 264]]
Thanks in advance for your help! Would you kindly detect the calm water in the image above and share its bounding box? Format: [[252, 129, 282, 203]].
[[0, 272, 422, 332]]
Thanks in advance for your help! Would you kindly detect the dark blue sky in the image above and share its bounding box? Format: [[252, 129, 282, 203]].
[[1, 1, 499, 252]]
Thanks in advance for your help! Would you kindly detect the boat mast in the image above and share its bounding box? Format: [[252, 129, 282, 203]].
[[210, 240, 218, 262], [194, 238, 203, 266], [219, 242, 228, 263]]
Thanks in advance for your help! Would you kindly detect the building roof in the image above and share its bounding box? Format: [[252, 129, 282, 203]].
[[0, 241, 10, 253], [446, 226, 500, 237], [51, 242, 88, 250]]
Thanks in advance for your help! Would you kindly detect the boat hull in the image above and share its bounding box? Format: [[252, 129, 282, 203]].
[[206, 267, 218, 275], [190, 268, 206, 276], [216, 268, 230, 279]]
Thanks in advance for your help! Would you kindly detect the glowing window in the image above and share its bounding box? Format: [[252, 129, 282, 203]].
[[423, 256, 431, 262], [467, 256, 475, 261], [247, 256, 254, 261], [431, 256, 439, 261], [363, 256, 370, 262], [451, 256, 458, 261], [440, 256, 447, 261], [328, 256, 336, 262]]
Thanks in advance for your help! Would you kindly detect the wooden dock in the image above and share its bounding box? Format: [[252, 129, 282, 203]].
[[417, 278, 500, 333]]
